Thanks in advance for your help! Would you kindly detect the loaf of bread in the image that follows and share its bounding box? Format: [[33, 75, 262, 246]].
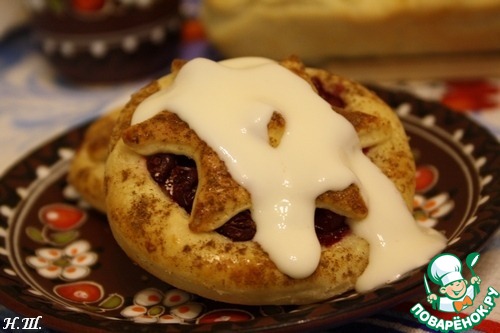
[[200, 0, 500, 63]]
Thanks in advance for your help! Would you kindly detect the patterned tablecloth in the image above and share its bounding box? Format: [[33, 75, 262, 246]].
[[0, 15, 499, 333]]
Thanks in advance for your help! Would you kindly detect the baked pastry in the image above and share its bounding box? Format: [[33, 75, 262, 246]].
[[200, 0, 500, 63], [105, 56, 444, 305], [68, 108, 120, 213]]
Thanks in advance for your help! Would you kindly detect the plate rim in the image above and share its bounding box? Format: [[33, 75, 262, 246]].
[[0, 88, 499, 332]]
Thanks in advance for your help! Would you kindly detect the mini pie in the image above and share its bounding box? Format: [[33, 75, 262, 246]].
[[104, 57, 415, 305], [68, 108, 120, 213]]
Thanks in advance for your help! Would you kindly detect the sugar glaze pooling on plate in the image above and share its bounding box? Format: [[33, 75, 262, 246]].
[[132, 57, 447, 290], [1, 86, 498, 331]]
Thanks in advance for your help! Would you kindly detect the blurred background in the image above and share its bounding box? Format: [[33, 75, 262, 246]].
[[2, 0, 499, 83], [200, 0, 500, 81], [0, 0, 499, 171]]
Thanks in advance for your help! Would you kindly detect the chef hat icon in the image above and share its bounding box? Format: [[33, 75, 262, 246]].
[[427, 253, 464, 286]]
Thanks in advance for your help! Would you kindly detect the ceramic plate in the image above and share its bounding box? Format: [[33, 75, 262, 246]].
[[0, 89, 499, 332]]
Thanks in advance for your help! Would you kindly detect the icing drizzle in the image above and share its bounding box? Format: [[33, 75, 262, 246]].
[[132, 57, 446, 290]]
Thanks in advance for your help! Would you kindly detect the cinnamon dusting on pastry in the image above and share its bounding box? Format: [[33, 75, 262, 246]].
[[102, 56, 446, 304], [267, 111, 286, 148], [128, 57, 446, 285], [68, 108, 121, 213]]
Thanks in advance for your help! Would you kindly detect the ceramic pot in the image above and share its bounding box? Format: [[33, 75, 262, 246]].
[[26, 0, 181, 83]]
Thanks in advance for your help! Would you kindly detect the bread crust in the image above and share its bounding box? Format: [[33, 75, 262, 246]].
[[68, 109, 120, 213], [104, 57, 415, 305], [201, 0, 500, 62]]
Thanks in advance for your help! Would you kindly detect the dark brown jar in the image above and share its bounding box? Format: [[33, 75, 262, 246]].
[[26, 0, 181, 83]]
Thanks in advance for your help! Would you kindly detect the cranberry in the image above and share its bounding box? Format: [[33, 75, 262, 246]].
[[145, 154, 351, 245], [314, 208, 350, 247], [146, 153, 177, 184], [168, 166, 198, 212], [216, 210, 256, 241], [311, 77, 346, 108]]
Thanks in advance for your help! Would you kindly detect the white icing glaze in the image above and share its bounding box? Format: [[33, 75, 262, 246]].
[[132, 57, 446, 289], [347, 151, 446, 291]]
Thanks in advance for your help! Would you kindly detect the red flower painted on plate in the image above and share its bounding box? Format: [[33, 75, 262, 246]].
[[182, 19, 206, 41], [415, 165, 438, 193], [39, 203, 86, 231], [54, 281, 104, 303], [441, 80, 498, 112], [197, 309, 254, 324], [72, 0, 106, 12]]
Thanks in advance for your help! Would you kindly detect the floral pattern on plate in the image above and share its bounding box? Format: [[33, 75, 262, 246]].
[[0, 89, 498, 332]]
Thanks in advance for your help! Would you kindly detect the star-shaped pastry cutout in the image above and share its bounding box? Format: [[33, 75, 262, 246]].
[[120, 57, 395, 233]]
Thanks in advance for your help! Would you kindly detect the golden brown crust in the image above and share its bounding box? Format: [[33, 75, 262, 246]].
[[104, 57, 415, 305], [108, 81, 162, 152], [121, 110, 251, 232], [106, 143, 369, 304], [68, 109, 120, 213], [305, 67, 416, 209], [201, 0, 500, 62]]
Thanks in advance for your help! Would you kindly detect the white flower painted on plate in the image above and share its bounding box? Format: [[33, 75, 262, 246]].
[[413, 193, 454, 228], [26, 240, 97, 280]]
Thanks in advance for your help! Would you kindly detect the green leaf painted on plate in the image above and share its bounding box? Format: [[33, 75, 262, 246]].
[[148, 305, 165, 317], [25, 227, 45, 243], [50, 230, 79, 245], [48, 0, 66, 13], [99, 294, 124, 310]]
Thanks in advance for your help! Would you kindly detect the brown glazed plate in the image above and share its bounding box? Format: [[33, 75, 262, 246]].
[[0, 88, 499, 332]]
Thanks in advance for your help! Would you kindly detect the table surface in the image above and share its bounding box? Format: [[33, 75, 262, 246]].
[[0, 23, 499, 333]]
